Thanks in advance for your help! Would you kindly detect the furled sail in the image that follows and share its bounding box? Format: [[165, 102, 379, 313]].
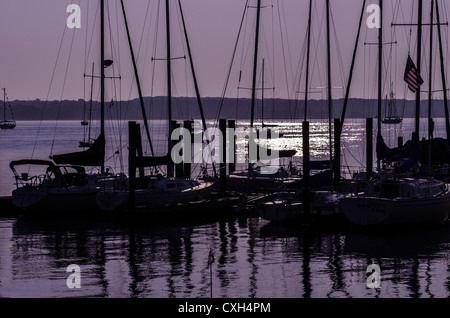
[[395, 132, 420, 173], [376, 134, 409, 163], [52, 133, 105, 166]]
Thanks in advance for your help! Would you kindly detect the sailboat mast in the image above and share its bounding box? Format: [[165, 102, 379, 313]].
[[377, 0, 383, 172], [166, 0, 174, 178], [120, 0, 155, 157], [250, 0, 262, 129], [428, 0, 434, 174], [416, 0, 423, 135], [428, 0, 434, 143], [248, 0, 261, 176], [435, 0, 450, 144], [262, 58, 265, 127], [100, 0, 105, 174], [339, 0, 366, 133], [326, 0, 333, 170], [88, 63, 94, 142], [304, 0, 312, 121], [177, 0, 217, 178], [3, 88, 5, 122]]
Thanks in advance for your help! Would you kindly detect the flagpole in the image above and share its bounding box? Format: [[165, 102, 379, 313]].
[[416, 0, 423, 135]]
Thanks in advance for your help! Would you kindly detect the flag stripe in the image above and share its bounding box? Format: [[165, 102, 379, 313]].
[[404, 55, 423, 93]]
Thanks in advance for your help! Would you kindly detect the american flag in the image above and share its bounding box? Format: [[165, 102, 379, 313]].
[[404, 55, 424, 93]]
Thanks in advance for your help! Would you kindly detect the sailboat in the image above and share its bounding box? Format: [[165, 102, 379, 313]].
[[96, 0, 215, 212], [0, 88, 16, 129], [381, 83, 402, 124], [339, 0, 450, 226], [226, 0, 299, 195], [9, 0, 123, 213], [340, 131, 450, 226], [248, 0, 344, 222]]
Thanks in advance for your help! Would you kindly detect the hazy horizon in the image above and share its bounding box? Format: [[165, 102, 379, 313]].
[[1, 1, 450, 103]]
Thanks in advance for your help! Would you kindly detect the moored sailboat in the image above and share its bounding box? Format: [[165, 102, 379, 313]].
[[339, 176, 450, 226], [96, 0, 216, 213], [340, 0, 450, 227], [9, 0, 122, 213]]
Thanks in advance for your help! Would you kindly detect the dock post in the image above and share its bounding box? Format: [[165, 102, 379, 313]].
[[228, 120, 236, 173], [128, 121, 137, 210], [219, 119, 227, 192], [173, 121, 184, 178], [333, 118, 341, 192], [366, 118, 373, 179], [302, 121, 311, 216], [135, 123, 145, 178], [167, 120, 175, 178], [398, 136, 403, 148], [183, 120, 193, 178]]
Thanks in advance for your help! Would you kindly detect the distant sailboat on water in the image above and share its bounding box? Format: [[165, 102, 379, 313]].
[[381, 83, 402, 124], [0, 88, 16, 129]]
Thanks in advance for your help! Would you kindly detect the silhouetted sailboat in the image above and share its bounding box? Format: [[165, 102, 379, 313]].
[[339, 0, 450, 226], [381, 83, 402, 124], [10, 0, 121, 213], [96, 0, 215, 212]]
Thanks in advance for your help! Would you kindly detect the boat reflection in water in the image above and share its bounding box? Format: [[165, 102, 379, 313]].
[[1, 215, 449, 298]]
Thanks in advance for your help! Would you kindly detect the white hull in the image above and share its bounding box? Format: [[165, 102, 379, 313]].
[[339, 196, 450, 226], [96, 182, 215, 212]]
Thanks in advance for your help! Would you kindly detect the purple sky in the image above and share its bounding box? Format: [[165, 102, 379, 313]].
[[0, 0, 448, 102]]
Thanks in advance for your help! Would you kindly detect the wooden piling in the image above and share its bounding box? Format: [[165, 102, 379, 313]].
[[398, 136, 403, 148], [228, 120, 236, 173], [366, 118, 373, 179], [333, 118, 341, 192], [219, 119, 227, 192], [302, 121, 310, 215], [167, 120, 175, 178], [173, 121, 183, 178], [128, 121, 137, 210], [183, 120, 193, 178]]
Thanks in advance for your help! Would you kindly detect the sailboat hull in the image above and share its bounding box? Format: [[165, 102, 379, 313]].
[[381, 117, 402, 124], [11, 187, 99, 213], [96, 182, 216, 212], [339, 195, 450, 226], [259, 202, 302, 222], [0, 122, 16, 129]]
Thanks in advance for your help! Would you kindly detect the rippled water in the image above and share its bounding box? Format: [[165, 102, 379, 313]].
[[0, 216, 449, 298], [1, 119, 450, 298]]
